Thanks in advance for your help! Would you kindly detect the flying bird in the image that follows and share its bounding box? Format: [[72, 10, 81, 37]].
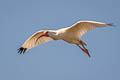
[[18, 21, 113, 57]]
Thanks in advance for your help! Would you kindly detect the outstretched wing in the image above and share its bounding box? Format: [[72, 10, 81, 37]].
[[67, 21, 113, 38], [18, 30, 53, 54]]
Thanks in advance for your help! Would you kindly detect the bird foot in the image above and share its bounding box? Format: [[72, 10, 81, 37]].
[[76, 44, 91, 58], [81, 48, 91, 58]]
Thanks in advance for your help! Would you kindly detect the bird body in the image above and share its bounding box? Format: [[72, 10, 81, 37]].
[[18, 21, 113, 57]]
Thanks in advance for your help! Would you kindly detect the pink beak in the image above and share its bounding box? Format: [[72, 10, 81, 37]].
[[40, 32, 49, 37], [35, 32, 49, 44]]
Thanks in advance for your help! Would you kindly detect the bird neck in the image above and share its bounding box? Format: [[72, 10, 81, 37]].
[[48, 31, 59, 40]]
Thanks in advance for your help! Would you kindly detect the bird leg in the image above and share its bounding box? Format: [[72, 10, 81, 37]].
[[76, 42, 91, 58], [79, 40, 87, 47]]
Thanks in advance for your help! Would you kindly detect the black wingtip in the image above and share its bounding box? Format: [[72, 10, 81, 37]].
[[107, 23, 116, 27], [17, 47, 27, 54]]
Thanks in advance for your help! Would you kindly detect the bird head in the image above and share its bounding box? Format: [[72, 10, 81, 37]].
[[48, 31, 56, 35], [41, 31, 57, 37], [39, 30, 58, 40], [39, 31, 49, 37], [47, 31, 58, 39]]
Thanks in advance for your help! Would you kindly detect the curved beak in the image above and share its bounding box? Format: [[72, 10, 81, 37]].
[[35, 32, 49, 44], [40, 32, 49, 37]]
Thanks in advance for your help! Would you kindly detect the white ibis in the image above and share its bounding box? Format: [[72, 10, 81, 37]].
[[18, 21, 113, 57]]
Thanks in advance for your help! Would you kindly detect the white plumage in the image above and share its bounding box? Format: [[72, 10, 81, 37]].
[[18, 21, 112, 57]]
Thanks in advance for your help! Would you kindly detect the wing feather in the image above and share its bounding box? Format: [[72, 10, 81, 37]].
[[18, 31, 53, 54], [67, 21, 112, 38]]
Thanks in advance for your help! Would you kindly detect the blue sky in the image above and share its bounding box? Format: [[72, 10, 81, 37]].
[[0, 0, 120, 80]]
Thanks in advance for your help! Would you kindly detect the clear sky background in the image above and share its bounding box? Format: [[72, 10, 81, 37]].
[[0, 0, 120, 80]]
